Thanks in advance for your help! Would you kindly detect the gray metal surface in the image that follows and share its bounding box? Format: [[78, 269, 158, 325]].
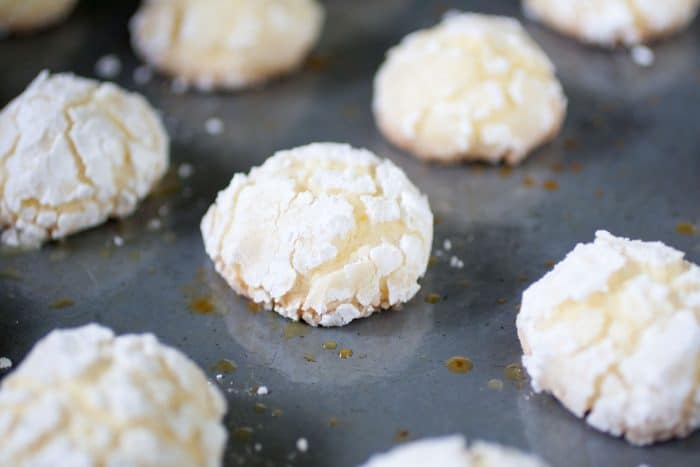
[[1, 1, 699, 466]]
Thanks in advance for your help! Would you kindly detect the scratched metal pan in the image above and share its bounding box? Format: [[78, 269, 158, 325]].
[[0, 0, 699, 466]]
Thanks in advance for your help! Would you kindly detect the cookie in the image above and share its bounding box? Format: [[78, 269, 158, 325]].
[[201, 142, 433, 327], [524, 0, 700, 46], [373, 12, 566, 165], [0, 71, 169, 248], [130, 0, 324, 91], [0, 324, 227, 466], [518, 231, 700, 445], [0, 0, 77, 33], [360, 436, 550, 467]]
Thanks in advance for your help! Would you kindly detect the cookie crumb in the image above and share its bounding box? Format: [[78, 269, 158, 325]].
[[95, 54, 122, 79], [147, 218, 162, 231], [178, 163, 194, 179], [205, 117, 224, 135], [631, 46, 654, 67]]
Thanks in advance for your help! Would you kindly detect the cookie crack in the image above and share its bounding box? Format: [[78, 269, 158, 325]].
[[0, 133, 19, 224], [214, 180, 246, 261], [677, 354, 700, 433], [169, 4, 185, 49], [63, 96, 100, 192], [4, 405, 69, 465], [93, 103, 140, 201], [624, 0, 649, 42]]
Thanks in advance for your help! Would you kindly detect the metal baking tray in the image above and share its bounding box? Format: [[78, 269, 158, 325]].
[[1, 1, 698, 466]]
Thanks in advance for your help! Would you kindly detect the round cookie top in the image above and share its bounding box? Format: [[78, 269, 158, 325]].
[[518, 230, 700, 445], [0, 0, 77, 33], [0, 324, 227, 466], [130, 0, 324, 91], [0, 71, 169, 248], [523, 0, 700, 47], [360, 435, 550, 467], [373, 11, 566, 165], [201, 142, 434, 327]]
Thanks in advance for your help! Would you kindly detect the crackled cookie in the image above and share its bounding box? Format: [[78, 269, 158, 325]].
[[360, 435, 549, 467], [0, 324, 227, 466], [202, 142, 433, 327], [523, 0, 700, 46], [518, 231, 700, 445], [130, 0, 324, 91], [373, 12, 566, 165], [0, 0, 77, 33], [0, 71, 169, 248]]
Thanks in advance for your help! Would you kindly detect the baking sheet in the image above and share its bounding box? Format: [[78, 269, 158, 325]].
[[1, 1, 699, 466]]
